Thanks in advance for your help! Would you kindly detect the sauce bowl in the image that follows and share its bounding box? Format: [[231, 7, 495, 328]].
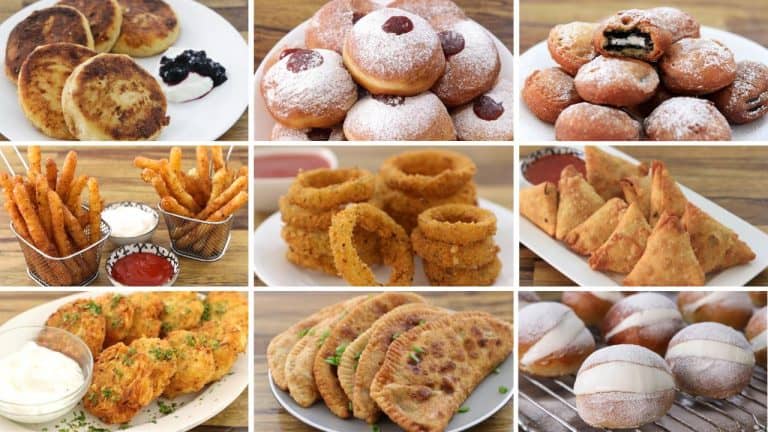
[[102, 201, 159, 246], [105, 243, 180, 286]]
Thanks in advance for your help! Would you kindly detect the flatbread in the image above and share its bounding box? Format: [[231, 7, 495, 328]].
[[585, 146, 648, 200], [620, 174, 651, 221], [682, 202, 755, 273], [556, 166, 605, 240], [520, 181, 558, 236], [337, 328, 371, 403], [589, 203, 652, 274], [353, 303, 447, 424], [314, 292, 426, 418], [649, 161, 687, 227], [564, 198, 627, 255], [623, 212, 705, 286], [370, 312, 513, 432]]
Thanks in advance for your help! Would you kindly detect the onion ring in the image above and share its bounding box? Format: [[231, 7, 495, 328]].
[[411, 227, 499, 268], [286, 250, 338, 276], [379, 180, 477, 215], [287, 168, 375, 211], [281, 225, 382, 264], [329, 203, 414, 286], [423, 257, 502, 286], [418, 204, 497, 245], [379, 150, 476, 198], [279, 196, 336, 229]]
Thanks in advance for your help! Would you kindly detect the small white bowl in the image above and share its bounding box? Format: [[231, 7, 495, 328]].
[[253, 147, 338, 212], [105, 243, 180, 287], [102, 202, 159, 246]]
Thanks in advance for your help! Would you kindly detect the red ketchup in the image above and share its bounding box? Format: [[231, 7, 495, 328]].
[[253, 153, 330, 178], [525, 154, 586, 185], [111, 253, 173, 286]]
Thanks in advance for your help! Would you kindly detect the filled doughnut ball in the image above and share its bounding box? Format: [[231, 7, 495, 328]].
[[602, 293, 684, 355], [665, 322, 755, 399], [745, 307, 766, 366], [519, 291, 541, 310], [677, 291, 754, 330], [561, 291, 624, 326], [574, 344, 675, 429], [750, 291, 767, 307], [519, 302, 595, 377]]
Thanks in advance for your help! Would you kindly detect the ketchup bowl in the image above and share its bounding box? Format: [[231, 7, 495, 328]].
[[106, 243, 180, 287]]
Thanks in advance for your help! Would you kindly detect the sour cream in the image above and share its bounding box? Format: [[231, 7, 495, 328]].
[[0, 342, 84, 407], [102, 206, 156, 237], [161, 72, 214, 103]]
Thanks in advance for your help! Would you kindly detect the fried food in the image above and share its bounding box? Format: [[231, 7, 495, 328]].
[[423, 257, 502, 286], [56, 151, 78, 203], [87, 177, 102, 244], [130, 337, 177, 399], [204, 291, 248, 330], [284, 315, 338, 407], [279, 195, 337, 229], [620, 174, 651, 221], [411, 227, 498, 269], [282, 224, 381, 265], [585, 146, 648, 200], [378, 180, 477, 217], [98, 293, 135, 346], [287, 168, 375, 211], [57, 0, 123, 52], [163, 330, 216, 398], [45, 298, 106, 357], [159, 292, 205, 334], [564, 198, 627, 255], [555, 165, 605, 240], [123, 292, 164, 343], [649, 160, 687, 227], [337, 328, 371, 403], [589, 203, 652, 273], [520, 181, 558, 236], [418, 204, 497, 245], [198, 320, 247, 381], [682, 202, 755, 273], [370, 312, 513, 432], [112, 0, 180, 57], [379, 150, 477, 198]]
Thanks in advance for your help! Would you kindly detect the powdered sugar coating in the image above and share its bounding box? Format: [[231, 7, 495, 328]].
[[519, 301, 576, 344], [386, 0, 466, 23], [646, 7, 700, 42], [306, 0, 380, 52], [555, 102, 641, 140], [645, 97, 731, 141], [452, 79, 513, 140], [668, 321, 751, 350], [579, 344, 670, 371], [615, 292, 677, 312], [576, 389, 675, 429], [270, 123, 346, 141], [660, 38, 736, 94], [574, 55, 659, 106], [343, 91, 452, 140]]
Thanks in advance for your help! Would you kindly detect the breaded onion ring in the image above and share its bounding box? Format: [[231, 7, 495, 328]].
[[279, 196, 336, 229], [282, 225, 381, 264], [379, 150, 477, 198], [329, 203, 414, 286], [287, 168, 375, 211], [418, 204, 497, 244], [379, 180, 477, 214], [424, 257, 502, 286], [411, 227, 499, 268], [286, 250, 338, 276]]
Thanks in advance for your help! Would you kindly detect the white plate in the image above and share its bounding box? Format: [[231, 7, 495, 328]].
[[518, 26, 768, 141], [519, 145, 768, 286], [254, 198, 515, 286], [252, 19, 514, 140], [0, 292, 248, 432], [268, 352, 513, 432], [0, 0, 248, 141]]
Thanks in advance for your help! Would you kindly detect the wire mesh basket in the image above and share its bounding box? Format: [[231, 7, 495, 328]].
[[157, 204, 233, 262], [10, 220, 111, 287]]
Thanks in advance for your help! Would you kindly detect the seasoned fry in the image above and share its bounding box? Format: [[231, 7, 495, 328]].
[[141, 168, 169, 198], [160, 196, 194, 218], [66, 175, 89, 224], [211, 146, 225, 171], [48, 190, 84, 282], [56, 151, 77, 203], [160, 161, 200, 213], [237, 166, 248, 179], [33, 174, 54, 244], [13, 183, 57, 256], [208, 168, 229, 204], [208, 191, 248, 222], [180, 171, 207, 208], [169, 147, 183, 173], [45, 158, 57, 190], [197, 176, 247, 220], [196, 146, 211, 195], [1, 173, 30, 239], [27, 145, 41, 175], [87, 178, 102, 244], [134, 156, 165, 172]]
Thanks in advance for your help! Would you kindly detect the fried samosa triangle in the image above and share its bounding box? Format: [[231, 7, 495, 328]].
[[623, 212, 705, 286], [370, 312, 513, 432], [520, 181, 558, 236], [556, 165, 605, 240], [682, 202, 756, 273], [585, 146, 648, 200], [564, 198, 628, 255], [589, 203, 652, 274], [620, 173, 651, 221], [649, 161, 687, 227]]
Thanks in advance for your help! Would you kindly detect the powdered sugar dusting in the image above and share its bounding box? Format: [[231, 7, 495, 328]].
[[721, 61, 768, 113], [519, 302, 573, 344], [647, 7, 699, 42], [667, 355, 752, 397], [271, 123, 346, 141], [575, 55, 659, 94], [343, 91, 449, 139], [662, 38, 736, 88], [580, 344, 669, 371], [645, 97, 730, 140], [616, 292, 677, 312], [668, 322, 751, 350], [452, 79, 513, 140]]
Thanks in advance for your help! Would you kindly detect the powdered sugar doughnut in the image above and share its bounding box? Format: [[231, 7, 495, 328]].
[[677, 291, 754, 330], [665, 322, 755, 399], [305, 0, 380, 53], [645, 97, 731, 141], [555, 102, 641, 140], [270, 123, 345, 141], [343, 92, 455, 140], [452, 78, 513, 141], [519, 302, 595, 377], [646, 7, 700, 43], [574, 56, 659, 107], [386, 0, 465, 26], [547, 22, 598, 76], [660, 38, 736, 95], [261, 48, 357, 128], [746, 306, 766, 366], [602, 293, 684, 355], [562, 291, 625, 326], [575, 344, 675, 429], [711, 60, 768, 125], [262, 43, 306, 76], [523, 68, 582, 124], [519, 291, 541, 310], [342, 8, 445, 96], [750, 291, 768, 307]]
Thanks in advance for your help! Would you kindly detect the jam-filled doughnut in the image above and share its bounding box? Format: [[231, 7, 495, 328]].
[[646, 7, 700, 43], [645, 97, 731, 141], [660, 38, 736, 95], [594, 9, 672, 62], [343, 92, 455, 140], [430, 19, 500, 107], [342, 8, 445, 96], [261, 48, 357, 129], [547, 22, 598, 76], [574, 55, 659, 107], [386, 0, 465, 26], [270, 123, 346, 141], [523, 67, 582, 124], [452, 79, 513, 141], [711, 60, 768, 124], [555, 102, 641, 140], [305, 0, 380, 53]]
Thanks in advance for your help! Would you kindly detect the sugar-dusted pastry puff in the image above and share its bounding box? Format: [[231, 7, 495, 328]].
[[519, 302, 595, 377], [556, 165, 605, 240], [561, 291, 625, 326], [555, 102, 641, 141], [547, 22, 598, 76], [645, 7, 700, 43], [519, 291, 541, 310], [682, 202, 755, 273], [602, 293, 684, 355], [746, 307, 766, 366], [305, 0, 380, 53], [750, 291, 768, 307], [585, 145, 648, 201], [649, 160, 686, 227], [677, 291, 754, 330], [593, 9, 672, 62], [644, 97, 732, 141], [523, 67, 582, 124], [659, 38, 736, 96], [589, 203, 651, 274], [619, 174, 651, 221], [665, 322, 755, 399], [564, 198, 627, 256], [574, 56, 659, 107], [711, 60, 768, 124], [370, 312, 512, 432], [520, 181, 558, 236], [623, 212, 705, 286], [575, 344, 675, 428]]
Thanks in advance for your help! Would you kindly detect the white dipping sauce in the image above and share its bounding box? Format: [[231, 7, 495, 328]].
[[0, 342, 84, 406], [162, 73, 214, 103], [102, 206, 155, 237]]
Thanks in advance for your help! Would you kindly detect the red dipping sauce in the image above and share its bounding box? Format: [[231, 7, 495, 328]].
[[111, 253, 173, 286], [525, 154, 586, 185], [253, 153, 330, 178]]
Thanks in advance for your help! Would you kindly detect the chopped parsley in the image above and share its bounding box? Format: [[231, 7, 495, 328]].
[[372, 425, 381, 432], [150, 346, 175, 361], [457, 406, 470, 413], [298, 328, 311, 338], [110, 294, 123, 309], [83, 301, 102, 315], [499, 386, 509, 394], [391, 331, 401, 341], [317, 329, 331, 347], [325, 342, 348, 366]]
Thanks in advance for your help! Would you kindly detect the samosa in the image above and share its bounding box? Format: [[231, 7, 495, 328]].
[[682, 202, 756, 273], [585, 146, 648, 200], [556, 165, 605, 240], [564, 198, 628, 255], [620, 173, 651, 221], [589, 203, 652, 274], [649, 161, 687, 227], [520, 182, 558, 236]]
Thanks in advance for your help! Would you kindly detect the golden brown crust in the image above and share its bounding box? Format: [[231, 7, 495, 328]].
[[555, 103, 641, 141], [547, 22, 598, 76], [659, 38, 736, 96], [411, 227, 497, 269], [518, 336, 595, 377], [561, 292, 616, 326], [594, 9, 672, 62], [45, 298, 106, 357], [58, 0, 123, 52], [677, 292, 753, 329], [305, 0, 380, 52], [112, 0, 179, 57], [574, 56, 659, 107], [523, 67, 582, 124], [585, 145, 648, 201], [711, 60, 768, 124], [386, 0, 466, 25], [423, 257, 502, 286]]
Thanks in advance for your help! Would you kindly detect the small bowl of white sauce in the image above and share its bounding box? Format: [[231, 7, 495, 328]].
[[102, 201, 159, 246], [0, 326, 93, 423]]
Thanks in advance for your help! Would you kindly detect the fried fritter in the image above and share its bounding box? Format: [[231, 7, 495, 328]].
[[130, 337, 177, 399], [112, 0, 180, 57], [97, 293, 135, 346], [57, 0, 123, 53], [45, 298, 106, 357], [197, 320, 246, 381], [159, 292, 205, 335], [204, 291, 248, 330], [163, 330, 216, 398], [123, 292, 164, 343]]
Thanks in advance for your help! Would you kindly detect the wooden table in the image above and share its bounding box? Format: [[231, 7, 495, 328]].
[[0, 146, 249, 286], [0, 0, 248, 141], [254, 146, 514, 286], [254, 0, 514, 68], [520, 0, 768, 51], [0, 291, 247, 432], [520, 146, 768, 286], [254, 291, 514, 431]]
